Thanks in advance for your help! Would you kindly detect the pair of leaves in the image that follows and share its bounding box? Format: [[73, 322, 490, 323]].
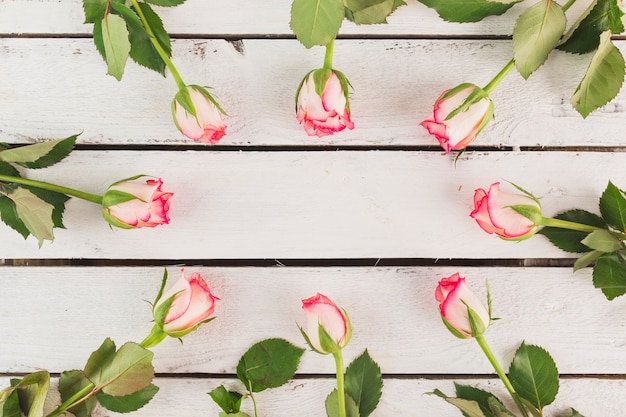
[[433, 343, 560, 417], [58, 338, 157, 417], [290, 0, 406, 48], [0, 136, 77, 246], [210, 339, 304, 415], [84, 0, 174, 80], [0, 371, 50, 417], [325, 350, 382, 417], [513, 0, 624, 117], [539, 181, 626, 299]]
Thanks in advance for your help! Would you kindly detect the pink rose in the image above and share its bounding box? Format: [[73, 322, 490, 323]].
[[300, 292, 351, 354], [172, 85, 226, 144], [435, 273, 490, 338], [296, 69, 355, 137], [420, 83, 494, 153], [470, 182, 541, 240], [155, 269, 219, 336], [102, 176, 173, 228]]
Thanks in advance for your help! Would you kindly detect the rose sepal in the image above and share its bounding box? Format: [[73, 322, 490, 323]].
[[440, 315, 471, 339], [296, 68, 352, 113], [443, 83, 492, 121], [171, 84, 226, 131]]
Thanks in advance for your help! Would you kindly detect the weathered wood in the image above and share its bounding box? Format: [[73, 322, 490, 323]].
[[0, 150, 622, 259], [2, 0, 594, 37], [1, 267, 624, 374], [2, 38, 625, 147], [0, 376, 623, 417]]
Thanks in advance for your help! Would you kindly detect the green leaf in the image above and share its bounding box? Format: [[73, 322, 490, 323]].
[[219, 413, 251, 417], [573, 250, 603, 271], [84, 338, 117, 381], [325, 389, 360, 417], [513, 0, 566, 79], [416, 0, 521, 23], [101, 13, 131, 81], [0, 385, 20, 417], [9, 188, 55, 247], [454, 383, 514, 417], [581, 229, 623, 252], [343, 0, 395, 24], [559, 0, 625, 54], [13, 371, 50, 417], [236, 339, 305, 393], [58, 370, 97, 417], [600, 181, 626, 232], [208, 385, 243, 414], [559, 408, 586, 417], [593, 252, 626, 299], [430, 389, 487, 417], [508, 342, 559, 411], [25, 188, 69, 229], [344, 350, 382, 417], [0, 135, 77, 168], [571, 30, 625, 118], [96, 384, 159, 413], [538, 209, 607, 253], [90, 342, 154, 396], [111, 3, 166, 76], [0, 192, 30, 240], [144, 0, 186, 5], [83, 0, 107, 23], [290, 0, 345, 48]]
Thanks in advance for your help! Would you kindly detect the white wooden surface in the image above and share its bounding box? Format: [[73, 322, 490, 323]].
[[1, 0, 626, 416]]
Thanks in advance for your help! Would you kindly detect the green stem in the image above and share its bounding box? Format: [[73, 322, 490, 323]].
[[483, 59, 515, 95], [130, 0, 186, 90], [249, 391, 259, 417], [46, 382, 96, 417], [0, 174, 102, 204], [140, 324, 167, 349], [323, 39, 335, 70], [539, 217, 600, 233], [475, 335, 529, 417], [332, 350, 346, 417], [561, 0, 576, 12]]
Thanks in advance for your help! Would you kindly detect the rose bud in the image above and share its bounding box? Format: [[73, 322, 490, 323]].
[[470, 182, 542, 240], [420, 83, 494, 153], [296, 69, 355, 137], [154, 269, 219, 337], [435, 273, 490, 338], [299, 292, 352, 354], [102, 176, 173, 229], [172, 85, 226, 144]]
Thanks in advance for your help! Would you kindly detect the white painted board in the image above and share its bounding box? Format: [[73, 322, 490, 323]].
[[0, 0, 597, 36], [1, 267, 624, 375], [2, 38, 625, 147], [0, 377, 623, 417], [0, 151, 622, 259]]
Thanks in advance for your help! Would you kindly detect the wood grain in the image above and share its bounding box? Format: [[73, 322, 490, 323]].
[[1, 266, 624, 375], [0, 150, 623, 259], [2, 38, 625, 147]]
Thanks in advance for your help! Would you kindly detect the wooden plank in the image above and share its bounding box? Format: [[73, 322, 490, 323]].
[[1, 266, 624, 374], [0, 150, 622, 259], [0, 376, 623, 417], [2, 38, 626, 147], [1, 0, 594, 37]]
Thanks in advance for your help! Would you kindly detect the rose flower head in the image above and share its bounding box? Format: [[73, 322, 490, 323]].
[[102, 175, 173, 229], [296, 69, 354, 137], [420, 83, 494, 153], [153, 269, 220, 339], [172, 85, 226, 144], [471, 182, 542, 241], [299, 292, 352, 354], [436, 273, 491, 338]]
